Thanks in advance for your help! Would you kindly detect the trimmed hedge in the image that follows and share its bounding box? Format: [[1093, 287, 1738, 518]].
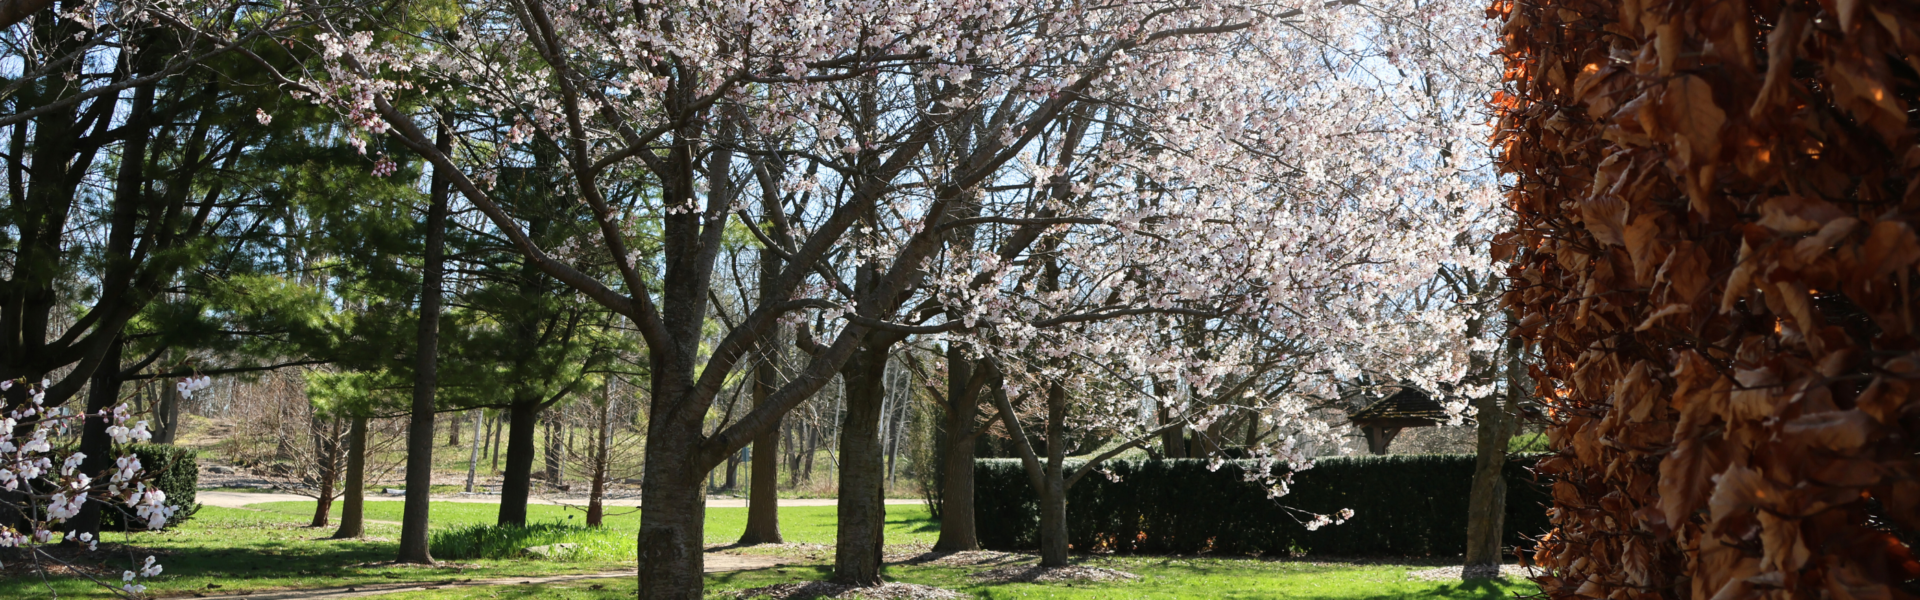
[[102, 444, 200, 531], [975, 454, 1551, 557]]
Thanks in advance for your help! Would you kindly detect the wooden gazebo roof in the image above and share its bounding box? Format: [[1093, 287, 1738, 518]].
[[1349, 387, 1453, 428], [1348, 386, 1459, 454]]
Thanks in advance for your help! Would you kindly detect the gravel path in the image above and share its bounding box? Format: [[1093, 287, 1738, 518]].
[[192, 555, 788, 600]]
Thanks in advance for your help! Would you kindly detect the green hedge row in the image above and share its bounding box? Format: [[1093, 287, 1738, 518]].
[[974, 454, 1551, 557], [102, 444, 200, 531]]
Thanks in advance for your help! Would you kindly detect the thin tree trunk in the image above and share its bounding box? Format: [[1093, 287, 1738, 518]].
[[311, 416, 340, 527], [449, 409, 461, 447], [544, 414, 563, 486], [498, 399, 540, 526], [396, 124, 451, 565], [490, 410, 502, 471], [833, 347, 890, 586], [466, 409, 483, 493], [588, 388, 611, 527], [332, 416, 368, 539]]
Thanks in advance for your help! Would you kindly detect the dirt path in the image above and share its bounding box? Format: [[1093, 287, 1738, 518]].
[[197, 491, 918, 510], [191, 554, 786, 600]]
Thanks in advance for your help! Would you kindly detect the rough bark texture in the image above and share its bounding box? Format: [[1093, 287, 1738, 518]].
[[332, 416, 367, 539], [1495, 2, 1920, 597], [498, 399, 539, 526], [832, 347, 890, 585], [396, 125, 451, 565]]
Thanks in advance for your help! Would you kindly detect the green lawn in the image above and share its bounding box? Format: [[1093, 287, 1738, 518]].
[[375, 560, 1535, 600], [0, 500, 1540, 600], [245, 500, 941, 546]]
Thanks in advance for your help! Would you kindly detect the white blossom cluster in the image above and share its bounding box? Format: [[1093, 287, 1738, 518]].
[[0, 379, 176, 598]]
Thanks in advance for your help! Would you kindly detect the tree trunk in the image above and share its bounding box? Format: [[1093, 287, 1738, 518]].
[[1037, 383, 1070, 567], [396, 124, 451, 565], [332, 416, 368, 539], [740, 299, 786, 544], [70, 336, 121, 538], [742, 289, 785, 542], [498, 399, 540, 526], [833, 347, 890, 586], [635, 417, 707, 600], [490, 410, 502, 471], [1463, 336, 1523, 579], [310, 416, 340, 527], [152, 372, 180, 444], [466, 409, 483, 493], [933, 351, 982, 551], [722, 453, 739, 492], [588, 392, 611, 527], [544, 414, 563, 487]]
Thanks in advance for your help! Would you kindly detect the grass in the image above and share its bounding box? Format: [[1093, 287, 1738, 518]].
[[0, 507, 622, 600], [1, 499, 1540, 600], [371, 558, 1538, 600], [245, 500, 942, 547]]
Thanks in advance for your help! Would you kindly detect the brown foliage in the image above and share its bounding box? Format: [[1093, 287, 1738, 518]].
[[1493, 0, 1920, 598]]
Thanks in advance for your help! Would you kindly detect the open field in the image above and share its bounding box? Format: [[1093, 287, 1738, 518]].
[[1, 497, 1540, 600]]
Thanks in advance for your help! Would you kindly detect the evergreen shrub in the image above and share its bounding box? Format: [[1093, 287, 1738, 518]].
[[974, 454, 1551, 557], [101, 444, 200, 531]]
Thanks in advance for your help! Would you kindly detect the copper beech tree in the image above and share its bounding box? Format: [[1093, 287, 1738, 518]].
[[1494, 0, 1920, 598]]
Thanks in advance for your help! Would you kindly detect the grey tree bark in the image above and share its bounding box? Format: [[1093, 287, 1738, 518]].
[[832, 345, 894, 585], [466, 410, 483, 492], [396, 123, 451, 565]]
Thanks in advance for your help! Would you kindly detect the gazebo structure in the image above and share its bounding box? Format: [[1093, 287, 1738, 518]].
[[1348, 387, 1453, 454]]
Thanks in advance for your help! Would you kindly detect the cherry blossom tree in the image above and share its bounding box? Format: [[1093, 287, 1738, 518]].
[[274, 0, 1501, 596]]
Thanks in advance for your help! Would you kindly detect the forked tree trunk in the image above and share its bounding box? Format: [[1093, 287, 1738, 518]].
[[498, 399, 540, 526], [333, 416, 368, 539], [833, 347, 891, 585], [396, 124, 451, 565]]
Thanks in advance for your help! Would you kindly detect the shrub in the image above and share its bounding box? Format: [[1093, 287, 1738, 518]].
[[102, 444, 200, 531], [974, 454, 1552, 557]]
